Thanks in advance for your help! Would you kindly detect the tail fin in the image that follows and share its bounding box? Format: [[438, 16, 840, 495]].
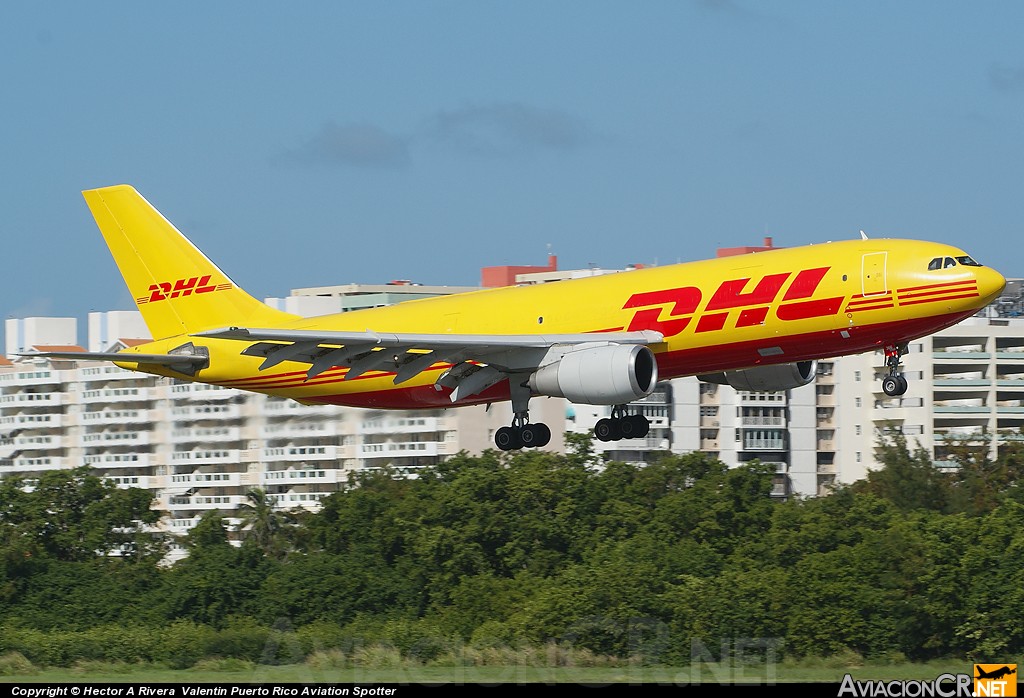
[[83, 185, 299, 340]]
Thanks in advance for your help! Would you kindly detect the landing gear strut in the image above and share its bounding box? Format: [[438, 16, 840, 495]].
[[881, 343, 909, 397], [494, 376, 552, 451], [594, 405, 650, 442]]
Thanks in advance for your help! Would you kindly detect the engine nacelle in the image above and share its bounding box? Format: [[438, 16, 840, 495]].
[[697, 360, 816, 392], [529, 344, 658, 405]]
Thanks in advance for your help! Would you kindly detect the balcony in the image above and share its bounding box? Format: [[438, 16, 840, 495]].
[[81, 409, 152, 426], [171, 404, 242, 421], [104, 475, 154, 489], [166, 494, 248, 511], [262, 421, 342, 440], [742, 439, 786, 451], [170, 383, 240, 400], [358, 441, 440, 459], [171, 449, 243, 466], [0, 413, 64, 431], [932, 352, 991, 361], [270, 491, 332, 507], [264, 400, 341, 417], [81, 387, 151, 404], [739, 416, 786, 427], [0, 370, 59, 387], [83, 453, 154, 468], [0, 434, 58, 454], [262, 445, 340, 462], [0, 456, 68, 472], [361, 417, 442, 435], [80, 364, 141, 380], [170, 471, 247, 488], [738, 392, 787, 405], [262, 468, 347, 485], [0, 392, 64, 407], [80, 431, 151, 448], [171, 426, 242, 443]]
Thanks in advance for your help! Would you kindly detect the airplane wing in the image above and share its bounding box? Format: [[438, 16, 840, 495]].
[[194, 326, 665, 402]]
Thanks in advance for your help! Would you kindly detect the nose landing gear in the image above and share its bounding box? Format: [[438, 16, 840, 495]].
[[880, 343, 909, 396]]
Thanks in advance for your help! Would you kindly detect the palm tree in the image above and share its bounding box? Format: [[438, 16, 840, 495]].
[[236, 488, 290, 558]]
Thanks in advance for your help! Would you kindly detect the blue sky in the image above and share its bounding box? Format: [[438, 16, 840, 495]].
[[2, 1, 1022, 344]]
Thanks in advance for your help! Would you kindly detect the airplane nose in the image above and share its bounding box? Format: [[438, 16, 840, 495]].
[[978, 266, 1007, 303]]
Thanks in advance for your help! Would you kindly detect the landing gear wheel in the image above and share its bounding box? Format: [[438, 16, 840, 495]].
[[595, 417, 622, 442], [623, 414, 650, 439], [520, 423, 551, 448], [881, 375, 908, 397], [495, 426, 522, 451], [618, 414, 650, 439]]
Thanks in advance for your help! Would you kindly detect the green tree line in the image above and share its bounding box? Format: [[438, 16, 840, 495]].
[[2, 435, 1023, 667]]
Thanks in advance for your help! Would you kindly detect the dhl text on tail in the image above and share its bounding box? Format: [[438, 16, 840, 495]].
[[24, 185, 1006, 450]]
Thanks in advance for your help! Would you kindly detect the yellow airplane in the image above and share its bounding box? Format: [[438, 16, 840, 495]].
[[25, 185, 1007, 451]]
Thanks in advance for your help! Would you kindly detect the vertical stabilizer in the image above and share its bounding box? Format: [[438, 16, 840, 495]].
[[83, 185, 299, 340]]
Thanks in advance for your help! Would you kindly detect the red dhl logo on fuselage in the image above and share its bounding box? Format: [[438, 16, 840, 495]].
[[622, 268, 979, 339], [136, 275, 234, 304], [623, 266, 843, 338]]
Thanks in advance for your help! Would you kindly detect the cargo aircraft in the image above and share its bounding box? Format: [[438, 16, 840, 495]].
[[24, 185, 1006, 450]]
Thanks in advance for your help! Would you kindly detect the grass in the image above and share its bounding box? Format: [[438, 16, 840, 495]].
[[0, 656, 983, 685]]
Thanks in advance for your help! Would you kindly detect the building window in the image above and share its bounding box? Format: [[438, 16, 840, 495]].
[[855, 371, 861, 382], [855, 397, 861, 407], [856, 452, 862, 462], [855, 425, 861, 436]]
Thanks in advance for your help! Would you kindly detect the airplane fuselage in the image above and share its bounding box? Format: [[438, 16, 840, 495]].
[[128, 237, 1005, 409]]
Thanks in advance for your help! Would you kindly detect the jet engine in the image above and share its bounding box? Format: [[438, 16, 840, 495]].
[[529, 344, 658, 405], [697, 360, 816, 392]]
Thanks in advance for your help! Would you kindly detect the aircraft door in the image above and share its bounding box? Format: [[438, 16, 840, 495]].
[[862, 252, 888, 297]]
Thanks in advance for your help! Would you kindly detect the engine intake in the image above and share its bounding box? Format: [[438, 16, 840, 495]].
[[697, 360, 816, 392], [529, 344, 658, 405]]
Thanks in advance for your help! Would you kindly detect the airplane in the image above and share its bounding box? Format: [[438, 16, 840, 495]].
[[22, 185, 1006, 451], [975, 665, 1017, 681]]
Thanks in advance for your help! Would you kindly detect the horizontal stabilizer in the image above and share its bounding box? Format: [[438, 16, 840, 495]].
[[16, 350, 209, 376]]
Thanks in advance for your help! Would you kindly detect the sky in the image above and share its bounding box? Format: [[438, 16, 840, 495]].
[[2, 1, 1023, 347]]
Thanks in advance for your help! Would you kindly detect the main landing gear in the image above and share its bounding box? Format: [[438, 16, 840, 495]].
[[495, 377, 553, 451], [880, 343, 909, 397], [495, 412, 552, 451], [595, 404, 651, 442], [492, 380, 651, 451]]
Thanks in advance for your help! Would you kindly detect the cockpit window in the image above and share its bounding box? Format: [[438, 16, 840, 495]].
[[956, 255, 982, 267], [928, 258, 942, 271], [944, 257, 957, 268]]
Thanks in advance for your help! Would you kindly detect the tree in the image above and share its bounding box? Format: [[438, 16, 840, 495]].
[[856, 434, 949, 512], [235, 488, 295, 559], [0, 467, 162, 562]]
